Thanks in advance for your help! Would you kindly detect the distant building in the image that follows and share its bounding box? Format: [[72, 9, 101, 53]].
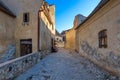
[[55, 30, 63, 42], [65, 14, 86, 50], [54, 30, 64, 47], [75, 0, 120, 76], [0, 0, 55, 62], [73, 14, 86, 29], [61, 30, 66, 42]]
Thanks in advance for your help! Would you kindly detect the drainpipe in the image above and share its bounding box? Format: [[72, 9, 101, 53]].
[[38, 10, 43, 51]]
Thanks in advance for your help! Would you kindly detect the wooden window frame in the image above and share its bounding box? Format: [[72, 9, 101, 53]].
[[98, 29, 107, 48]]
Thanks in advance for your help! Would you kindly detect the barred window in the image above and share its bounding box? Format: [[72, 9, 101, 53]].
[[98, 29, 107, 48]]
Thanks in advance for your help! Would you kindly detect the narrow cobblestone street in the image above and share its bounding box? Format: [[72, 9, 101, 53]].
[[15, 48, 119, 80]]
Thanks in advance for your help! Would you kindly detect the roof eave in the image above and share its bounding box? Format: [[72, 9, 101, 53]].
[[75, 0, 110, 30], [0, 6, 16, 18]]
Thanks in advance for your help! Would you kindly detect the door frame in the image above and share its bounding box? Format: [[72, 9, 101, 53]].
[[20, 39, 32, 56]]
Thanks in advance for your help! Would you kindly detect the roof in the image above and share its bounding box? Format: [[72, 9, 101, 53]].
[[0, 1, 16, 18], [75, 0, 110, 29]]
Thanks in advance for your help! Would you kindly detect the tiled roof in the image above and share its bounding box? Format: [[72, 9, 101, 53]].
[[75, 0, 110, 29], [0, 1, 16, 17]]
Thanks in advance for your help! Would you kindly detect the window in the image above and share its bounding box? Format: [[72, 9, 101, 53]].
[[63, 36, 66, 42], [23, 13, 29, 23], [98, 29, 107, 48]]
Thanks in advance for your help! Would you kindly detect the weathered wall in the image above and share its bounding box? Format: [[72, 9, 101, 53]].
[[76, 0, 120, 76], [40, 20, 52, 52], [15, 13, 39, 57], [40, 11, 53, 53], [0, 11, 16, 57], [39, 4, 55, 56], [65, 29, 76, 50]]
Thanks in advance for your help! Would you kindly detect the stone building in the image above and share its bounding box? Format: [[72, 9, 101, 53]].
[[75, 0, 120, 76], [2, 0, 44, 57], [65, 14, 86, 50], [39, 2, 55, 56], [61, 30, 66, 42], [0, 0, 55, 61], [55, 30, 62, 42], [54, 30, 64, 47]]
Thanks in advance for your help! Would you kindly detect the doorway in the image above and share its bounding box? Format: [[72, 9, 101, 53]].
[[20, 39, 32, 56]]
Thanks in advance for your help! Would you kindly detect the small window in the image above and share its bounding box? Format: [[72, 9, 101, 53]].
[[98, 29, 107, 48], [23, 13, 29, 23]]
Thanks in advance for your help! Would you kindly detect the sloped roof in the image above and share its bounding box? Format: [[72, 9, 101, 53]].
[[0, 1, 16, 17], [75, 0, 109, 29]]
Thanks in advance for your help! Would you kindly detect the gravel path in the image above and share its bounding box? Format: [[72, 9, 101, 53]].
[[15, 48, 119, 80]]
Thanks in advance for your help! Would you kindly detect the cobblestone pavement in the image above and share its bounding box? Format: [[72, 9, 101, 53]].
[[15, 48, 119, 80]]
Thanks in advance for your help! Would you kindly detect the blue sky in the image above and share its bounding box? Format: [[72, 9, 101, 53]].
[[45, 0, 100, 33]]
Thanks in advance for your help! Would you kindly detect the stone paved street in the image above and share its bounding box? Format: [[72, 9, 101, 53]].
[[15, 48, 119, 80]]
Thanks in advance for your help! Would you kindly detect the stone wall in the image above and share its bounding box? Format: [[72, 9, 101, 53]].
[[2, 0, 43, 57], [0, 11, 16, 59], [76, 0, 120, 76], [80, 41, 120, 71], [40, 19, 52, 53], [0, 44, 15, 63], [0, 52, 41, 80]]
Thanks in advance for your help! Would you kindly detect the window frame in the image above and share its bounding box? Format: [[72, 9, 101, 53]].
[[98, 29, 107, 48], [23, 12, 30, 24]]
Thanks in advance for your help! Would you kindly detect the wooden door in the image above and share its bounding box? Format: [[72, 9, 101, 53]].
[[20, 39, 32, 56]]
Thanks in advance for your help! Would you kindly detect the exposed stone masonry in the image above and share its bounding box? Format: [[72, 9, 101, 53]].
[[80, 41, 120, 74], [0, 44, 15, 63], [0, 52, 41, 80]]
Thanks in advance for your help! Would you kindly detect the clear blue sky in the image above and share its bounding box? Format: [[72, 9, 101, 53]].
[[45, 0, 100, 33]]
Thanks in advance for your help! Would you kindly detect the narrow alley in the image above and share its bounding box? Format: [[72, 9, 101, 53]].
[[0, 0, 120, 80], [15, 48, 119, 80]]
